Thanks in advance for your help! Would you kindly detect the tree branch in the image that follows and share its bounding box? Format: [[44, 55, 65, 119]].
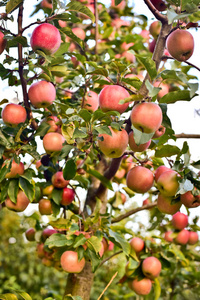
[[175, 133, 200, 139], [162, 55, 200, 72], [143, 0, 167, 23], [111, 202, 157, 224]]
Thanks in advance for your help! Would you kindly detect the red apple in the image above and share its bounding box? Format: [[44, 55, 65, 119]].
[[154, 165, 172, 183], [143, 198, 150, 205], [83, 91, 99, 112], [157, 170, 179, 197], [126, 166, 154, 194], [130, 237, 145, 253], [72, 27, 86, 40], [37, 243, 45, 259], [175, 229, 190, 245], [38, 198, 53, 215], [129, 278, 152, 295], [172, 212, 188, 230], [30, 23, 61, 55], [157, 193, 182, 214], [51, 171, 69, 189], [166, 29, 194, 62], [150, 0, 166, 11], [98, 126, 128, 158], [58, 20, 67, 27], [25, 228, 36, 241], [28, 81, 56, 108], [142, 256, 162, 279], [121, 51, 136, 63], [180, 191, 200, 208], [164, 230, 173, 242], [60, 250, 85, 273], [61, 187, 75, 205], [5, 190, 30, 212], [0, 31, 6, 54], [3, 159, 24, 178], [153, 125, 166, 138], [130, 102, 163, 134], [148, 39, 157, 53], [43, 132, 65, 153], [99, 85, 130, 114], [188, 231, 198, 245], [1, 103, 27, 127], [42, 116, 60, 133], [128, 131, 151, 152], [42, 228, 57, 241], [154, 81, 170, 100], [149, 21, 161, 39]]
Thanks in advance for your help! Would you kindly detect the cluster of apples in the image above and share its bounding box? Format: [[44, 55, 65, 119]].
[[164, 212, 199, 245], [126, 237, 162, 296]]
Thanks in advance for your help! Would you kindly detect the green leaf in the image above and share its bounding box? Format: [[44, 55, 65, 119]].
[[64, 295, 82, 300], [6, 0, 23, 14], [167, 8, 179, 24], [79, 109, 92, 123], [73, 128, 88, 139], [159, 90, 195, 104], [62, 123, 75, 144], [0, 130, 12, 148], [87, 236, 102, 254], [14, 290, 32, 300], [63, 159, 77, 180], [0, 164, 10, 182], [51, 188, 63, 205], [132, 126, 154, 145], [87, 168, 113, 191], [1, 181, 9, 202], [8, 179, 19, 203], [153, 278, 161, 300], [19, 177, 34, 202], [66, 1, 95, 22], [145, 80, 161, 98], [155, 145, 180, 158], [45, 233, 73, 249], [7, 36, 28, 48], [135, 54, 157, 80], [73, 234, 87, 248], [109, 229, 130, 256], [0, 294, 18, 300]]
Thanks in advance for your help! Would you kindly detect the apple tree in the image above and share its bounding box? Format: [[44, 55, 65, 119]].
[[0, 0, 200, 299]]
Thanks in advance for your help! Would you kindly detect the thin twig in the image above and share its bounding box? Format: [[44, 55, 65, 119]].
[[97, 271, 118, 300], [99, 250, 123, 267], [162, 55, 200, 72]]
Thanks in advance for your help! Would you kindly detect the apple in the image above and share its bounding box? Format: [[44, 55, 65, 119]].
[[166, 29, 194, 62], [172, 212, 188, 230], [114, 168, 126, 180], [60, 187, 75, 205], [99, 85, 130, 114], [130, 237, 145, 253], [0, 31, 6, 54], [121, 42, 134, 51], [126, 166, 154, 194], [149, 21, 161, 39], [38, 198, 53, 215], [153, 125, 166, 138], [58, 20, 67, 27], [60, 250, 85, 273], [164, 230, 173, 242], [72, 27, 86, 40], [1, 103, 27, 127], [128, 131, 151, 152], [140, 29, 150, 41], [98, 127, 128, 158], [121, 51, 136, 63], [25, 228, 36, 241], [42, 228, 57, 241], [157, 193, 181, 214], [36, 243, 45, 259], [40, 0, 52, 9], [83, 91, 99, 112], [30, 23, 61, 55], [36, 160, 42, 169], [43, 132, 65, 153], [42, 116, 60, 133], [188, 231, 198, 245], [51, 171, 69, 189], [175, 229, 190, 245], [150, 0, 167, 11], [143, 198, 150, 205], [154, 81, 170, 100], [28, 80, 56, 108], [154, 165, 172, 183], [129, 278, 152, 295], [108, 241, 114, 251], [157, 170, 179, 197], [142, 256, 162, 279], [5, 190, 30, 212], [3, 159, 24, 178], [43, 184, 54, 196], [148, 39, 157, 53], [180, 191, 200, 208], [130, 102, 163, 134]]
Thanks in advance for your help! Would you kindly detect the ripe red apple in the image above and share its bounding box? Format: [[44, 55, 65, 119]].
[[150, 0, 166, 11], [3, 159, 24, 178], [126, 166, 154, 194], [72, 27, 86, 40], [58, 20, 67, 27], [142, 256, 162, 279], [60, 187, 75, 205], [99, 85, 130, 114], [154, 81, 170, 100], [154, 165, 172, 183], [51, 171, 69, 189], [180, 191, 200, 208], [1, 103, 27, 127], [83, 91, 99, 112], [98, 127, 128, 158], [42, 116, 60, 133], [143, 198, 150, 205], [37, 243, 45, 259], [148, 39, 157, 53], [130, 102, 163, 134], [153, 125, 166, 138], [38, 198, 53, 215], [166, 29, 194, 62], [188, 231, 198, 245], [28, 80, 56, 108], [30, 23, 61, 55], [172, 212, 188, 230], [5, 190, 30, 212], [129, 278, 152, 295], [175, 229, 190, 245], [121, 51, 136, 63], [0, 31, 6, 54], [43, 132, 65, 153], [157, 193, 182, 214], [130, 237, 145, 253], [164, 230, 173, 242], [149, 21, 161, 39], [157, 170, 179, 197], [25, 228, 36, 241], [128, 131, 151, 152], [60, 250, 85, 273], [42, 228, 57, 241]]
